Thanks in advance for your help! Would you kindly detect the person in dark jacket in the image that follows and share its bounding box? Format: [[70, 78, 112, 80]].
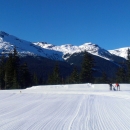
[[109, 83, 113, 91]]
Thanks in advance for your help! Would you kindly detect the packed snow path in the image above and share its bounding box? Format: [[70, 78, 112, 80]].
[[0, 90, 130, 130]]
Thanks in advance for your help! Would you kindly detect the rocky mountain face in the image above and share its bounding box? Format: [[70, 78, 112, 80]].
[[0, 31, 128, 78]]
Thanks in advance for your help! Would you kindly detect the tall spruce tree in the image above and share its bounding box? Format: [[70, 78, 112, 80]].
[[32, 73, 39, 86], [19, 63, 31, 89], [69, 67, 79, 84], [13, 47, 20, 76], [48, 63, 61, 84], [47, 73, 53, 85], [80, 51, 94, 83], [116, 67, 127, 83], [12, 47, 20, 88], [4, 53, 14, 89], [12, 70, 19, 89], [0, 55, 5, 89], [127, 48, 130, 82], [53, 63, 61, 84]]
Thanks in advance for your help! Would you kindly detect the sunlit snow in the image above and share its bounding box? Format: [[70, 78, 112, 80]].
[[0, 83, 130, 130], [109, 47, 130, 59], [0, 31, 130, 61]]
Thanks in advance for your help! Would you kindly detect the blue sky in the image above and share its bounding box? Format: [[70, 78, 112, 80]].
[[0, 0, 130, 50]]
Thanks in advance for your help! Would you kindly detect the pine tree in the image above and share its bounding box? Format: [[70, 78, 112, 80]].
[[52, 63, 61, 84], [65, 76, 71, 84], [19, 63, 31, 89], [69, 67, 79, 84], [13, 48, 20, 82], [4, 53, 14, 89], [48, 63, 61, 84], [127, 48, 130, 82], [80, 51, 94, 83], [32, 73, 39, 86], [47, 73, 53, 85], [116, 67, 127, 83], [12, 70, 19, 89], [0, 55, 5, 89]]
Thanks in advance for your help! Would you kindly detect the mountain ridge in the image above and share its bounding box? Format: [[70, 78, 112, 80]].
[[0, 31, 129, 61], [0, 31, 128, 79]]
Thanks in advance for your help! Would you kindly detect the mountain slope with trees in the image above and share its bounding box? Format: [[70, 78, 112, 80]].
[[0, 31, 130, 89]]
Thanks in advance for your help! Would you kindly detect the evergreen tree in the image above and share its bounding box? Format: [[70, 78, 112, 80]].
[[116, 67, 127, 83], [127, 48, 130, 82], [19, 63, 31, 89], [47, 73, 53, 85], [69, 67, 79, 84], [0, 55, 5, 89], [12, 47, 20, 88], [48, 63, 61, 84], [80, 51, 94, 83], [13, 47, 20, 77], [4, 53, 14, 89], [65, 76, 71, 84], [12, 70, 19, 89], [32, 73, 39, 86], [52, 63, 61, 84]]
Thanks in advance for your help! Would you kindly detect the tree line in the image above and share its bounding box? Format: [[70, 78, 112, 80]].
[[48, 49, 130, 85], [0, 48, 130, 89], [0, 48, 31, 89]]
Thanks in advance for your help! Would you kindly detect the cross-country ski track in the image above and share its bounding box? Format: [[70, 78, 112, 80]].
[[0, 84, 130, 130]]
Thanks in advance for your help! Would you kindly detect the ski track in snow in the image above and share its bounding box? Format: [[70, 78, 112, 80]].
[[0, 91, 130, 130]]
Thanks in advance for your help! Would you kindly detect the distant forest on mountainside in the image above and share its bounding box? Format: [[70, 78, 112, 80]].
[[0, 47, 130, 89]]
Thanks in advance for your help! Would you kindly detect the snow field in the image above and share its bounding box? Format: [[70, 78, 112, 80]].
[[0, 84, 130, 130]]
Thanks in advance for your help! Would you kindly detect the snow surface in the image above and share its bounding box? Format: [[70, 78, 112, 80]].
[[109, 47, 130, 59], [34, 42, 113, 60], [0, 83, 130, 130]]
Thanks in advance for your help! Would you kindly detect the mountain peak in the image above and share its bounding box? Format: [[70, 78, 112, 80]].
[[109, 47, 130, 59], [82, 42, 100, 48], [0, 31, 128, 61], [83, 42, 93, 45]]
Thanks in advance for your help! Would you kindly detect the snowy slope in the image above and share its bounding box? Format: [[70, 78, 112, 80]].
[[109, 47, 130, 59], [0, 31, 113, 61], [33, 42, 113, 60], [0, 84, 130, 130], [0, 31, 128, 61], [0, 31, 63, 60]]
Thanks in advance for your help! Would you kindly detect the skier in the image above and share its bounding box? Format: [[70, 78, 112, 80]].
[[109, 83, 113, 91], [115, 83, 120, 91]]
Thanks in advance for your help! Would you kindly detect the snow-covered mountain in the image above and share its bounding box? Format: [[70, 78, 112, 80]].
[[0, 31, 63, 60], [0, 31, 129, 61], [33, 42, 113, 60], [108, 47, 129, 59]]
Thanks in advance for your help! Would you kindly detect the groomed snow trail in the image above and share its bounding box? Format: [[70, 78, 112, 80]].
[[0, 91, 130, 130]]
